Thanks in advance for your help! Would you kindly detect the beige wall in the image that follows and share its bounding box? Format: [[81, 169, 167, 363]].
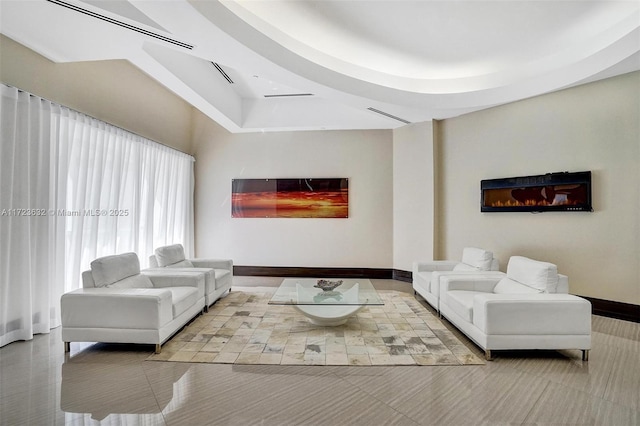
[[392, 121, 435, 271], [191, 110, 394, 268], [0, 35, 193, 153], [437, 72, 640, 304]]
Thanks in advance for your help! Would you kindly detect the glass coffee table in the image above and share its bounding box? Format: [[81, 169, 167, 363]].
[[269, 278, 384, 326]]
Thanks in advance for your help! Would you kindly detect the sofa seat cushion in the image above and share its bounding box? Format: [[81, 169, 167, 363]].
[[444, 291, 478, 322], [166, 287, 199, 318], [91, 252, 140, 287], [155, 244, 186, 267]]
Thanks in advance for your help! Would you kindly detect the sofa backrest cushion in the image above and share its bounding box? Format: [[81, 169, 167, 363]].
[[155, 244, 186, 267], [452, 263, 480, 272], [460, 247, 494, 270], [493, 277, 542, 294], [82, 270, 96, 288], [90, 252, 141, 288], [506, 256, 559, 293], [167, 259, 195, 268], [107, 274, 154, 289]]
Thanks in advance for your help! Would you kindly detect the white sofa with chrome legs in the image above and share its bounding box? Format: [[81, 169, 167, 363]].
[[413, 247, 502, 312], [61, 252, 205, 353], [439, 256, 592, 361], [147, 244, 233, 309]]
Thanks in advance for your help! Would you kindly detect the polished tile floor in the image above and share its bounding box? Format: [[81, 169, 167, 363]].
[[1, 277, 638, 425]]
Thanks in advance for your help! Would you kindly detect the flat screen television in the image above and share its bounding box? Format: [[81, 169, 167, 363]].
[[481, 171, 593, 212]]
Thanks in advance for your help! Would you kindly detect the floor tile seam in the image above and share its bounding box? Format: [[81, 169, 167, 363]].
[[575, 344, 616, 401], [326, 368, 439, 425], [292, 372, 422, 426], [599, 345, 637, 410], [592, 330, 640, 347], [540, 373, 611, 401], [523, 376, 639, 422], [520, 379, 552, 424], [140, 359, 176, 426], [187, 371, 363, 425]]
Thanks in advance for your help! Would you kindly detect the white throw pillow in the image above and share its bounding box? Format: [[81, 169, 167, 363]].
[[91, 252, 140, 288], [493, 277, 542, 294], [461, 247, 493, 270], [155, 244, 186, 267], [507, 256, 559, 293]]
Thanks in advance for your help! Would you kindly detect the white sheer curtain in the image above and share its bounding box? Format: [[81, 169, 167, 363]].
[[0, 85, 194, 347], [0, 86, 63, 346]]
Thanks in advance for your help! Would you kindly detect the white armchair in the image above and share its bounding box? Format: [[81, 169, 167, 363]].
[[413, 247, 502, 312], [439, 256, 592, 361], [147, 244, 233, 308], [61, 252, 205, 353]]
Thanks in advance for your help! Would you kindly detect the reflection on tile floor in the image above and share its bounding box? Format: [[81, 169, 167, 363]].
[[147, 290, 484, 366]]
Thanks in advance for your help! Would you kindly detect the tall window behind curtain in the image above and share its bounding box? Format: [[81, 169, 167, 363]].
[[0, 85, 194, 347]]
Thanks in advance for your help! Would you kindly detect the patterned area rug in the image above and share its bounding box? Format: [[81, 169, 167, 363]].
[[147, 290, 484, 366]]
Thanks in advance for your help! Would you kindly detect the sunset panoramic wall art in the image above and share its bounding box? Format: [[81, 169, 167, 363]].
[[232, 178, 349, 218]]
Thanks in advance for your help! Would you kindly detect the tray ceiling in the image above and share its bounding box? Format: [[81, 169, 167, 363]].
[[1, 0, 638, 133]]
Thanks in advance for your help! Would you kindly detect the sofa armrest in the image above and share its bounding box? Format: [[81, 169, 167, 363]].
[[440, 274, 504, 293], [412, 260, 458, 275], [472, 294, 592, 336], [191, 258, 233, 271], [61, 288, 173, 329]]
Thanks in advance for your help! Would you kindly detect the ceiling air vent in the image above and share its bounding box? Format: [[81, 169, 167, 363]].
[[46, 0, 193, 50], [212, 63, 234, 84], [367, 107, 411, 124], [264, 93, 314, 98]]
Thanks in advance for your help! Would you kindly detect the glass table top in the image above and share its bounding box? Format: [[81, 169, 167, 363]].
[[268, 278, 384, 306]]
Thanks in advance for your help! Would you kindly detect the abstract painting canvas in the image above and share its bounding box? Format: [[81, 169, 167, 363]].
[[232, 178, 348, 218]]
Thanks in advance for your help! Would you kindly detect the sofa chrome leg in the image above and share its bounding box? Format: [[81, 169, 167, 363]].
[[204, 305, 209, 313], [582, 349, 589, 361], [485, 350, 493, 361], [64, 342, 70, 353], [155, 344, 162, 354]]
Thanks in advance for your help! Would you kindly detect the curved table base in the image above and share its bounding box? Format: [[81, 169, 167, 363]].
[[293, 305, 365, 326]]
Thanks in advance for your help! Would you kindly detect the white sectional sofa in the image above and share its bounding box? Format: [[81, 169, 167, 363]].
[[147, 244, 233, 309], [438, 256, 592, 361], [413, 247, 502, 312], [61, 252, 205, 353]]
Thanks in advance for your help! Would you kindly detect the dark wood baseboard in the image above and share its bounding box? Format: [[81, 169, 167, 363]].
[[392, 269, 412, 283], [234, 265, 392, 279], [234, 266, 638, 323], [581, 296, 640, 323]]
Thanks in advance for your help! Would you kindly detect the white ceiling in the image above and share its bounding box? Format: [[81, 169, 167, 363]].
[[1, 0, 639, 133]]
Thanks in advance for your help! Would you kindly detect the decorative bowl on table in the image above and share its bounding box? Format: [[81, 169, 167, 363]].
[[314, 279, 343, 292]]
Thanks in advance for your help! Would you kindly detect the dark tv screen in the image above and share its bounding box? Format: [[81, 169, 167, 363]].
[[481, 171, 593, 212]]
